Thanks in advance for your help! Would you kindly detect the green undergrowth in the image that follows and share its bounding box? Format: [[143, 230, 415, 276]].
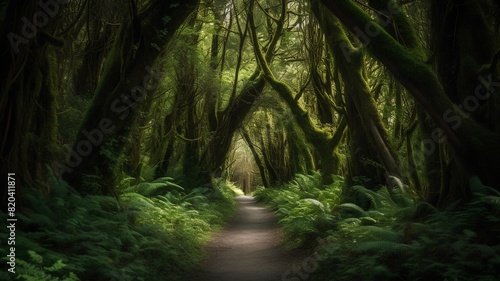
[[254, 172, 344, 248], [255, 173, 500, 281], [0, 175, 237, 281]]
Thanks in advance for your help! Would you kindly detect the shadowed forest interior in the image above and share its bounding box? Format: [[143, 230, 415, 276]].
[[1, 0, 500, 280]]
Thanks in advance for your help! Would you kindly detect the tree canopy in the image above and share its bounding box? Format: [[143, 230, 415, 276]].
[[1, 0, 499, 280]]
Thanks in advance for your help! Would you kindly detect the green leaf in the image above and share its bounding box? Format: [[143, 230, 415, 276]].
[[150, 43, 160, 51], [162, 15, 171, 24]]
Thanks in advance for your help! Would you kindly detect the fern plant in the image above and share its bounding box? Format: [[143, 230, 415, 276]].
[[15, 251, 80, 281], [257, 172, 500, 281], [2, 169, 238, 281], [310, 177, 500, 281], [255, 172, 342, 247]]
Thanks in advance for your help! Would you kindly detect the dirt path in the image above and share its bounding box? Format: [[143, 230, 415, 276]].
[[191, 196, 301, 281]]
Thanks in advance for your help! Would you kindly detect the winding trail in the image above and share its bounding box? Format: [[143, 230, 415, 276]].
[[191, 196, 301, 281]]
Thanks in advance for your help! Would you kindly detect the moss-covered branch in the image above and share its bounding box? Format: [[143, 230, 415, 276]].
[[317, 0, 465, 151], [248, 0, 339, 183], [63, 0, 200, 195], [318, 0, 500, 189], [311, 0, 401, 185]]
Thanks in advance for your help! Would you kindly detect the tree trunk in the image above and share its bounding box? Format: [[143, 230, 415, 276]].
[[318, 0, 500, 201], [248, 2, 341, 185], [60, 0, 199, 195], [0, 1, 61, 208], [73, 3, 113, 98], [241, 129, 270, 188], [199, 0, 285, 177], [426, 0, 500, 205], [322, 0, 500, 205], [311, 1, 400, 197]]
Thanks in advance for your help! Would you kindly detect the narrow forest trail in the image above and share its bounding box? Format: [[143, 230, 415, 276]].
[[190, 196, 301, 281]]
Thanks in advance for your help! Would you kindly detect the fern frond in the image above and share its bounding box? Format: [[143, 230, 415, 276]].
[[353, 240, 412, 253], [352, 185, 387, 209], [303, 198, 327, 212], [338, 203, 368, 217]]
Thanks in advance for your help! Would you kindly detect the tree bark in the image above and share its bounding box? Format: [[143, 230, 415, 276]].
[[0, 1, 61, 208], [249, 0, 341, 185], [241, 129, 270, 188], [311, 1, 400, 197], [60, 0, 199, 195], [318, 0, 500, 197], [199, 0, 286, 177]]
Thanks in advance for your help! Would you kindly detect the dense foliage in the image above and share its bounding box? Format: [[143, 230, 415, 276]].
[[255, 173, 500, 281], [0, 175, 238, 281], [1, 0, 500, 279]]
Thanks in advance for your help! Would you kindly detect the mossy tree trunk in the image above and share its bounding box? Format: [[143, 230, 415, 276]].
[[262, 122, 284, 186], [319, 0, 500, 204], [242, 106, 316, 188], [248, 0, 342, 185], [286, 117, 316, 176], [170, 13, 205, 187], [61, 0, 199, 195], [307, 21, 336, 125], [241, 129, 271, 188], [311, 1, 400, 199], [72, 1, 114, 98], [426, 0, 500, 206], [199, 0, 285, 179], [150, 110, 176, 178], [0, 1, 61, 208]]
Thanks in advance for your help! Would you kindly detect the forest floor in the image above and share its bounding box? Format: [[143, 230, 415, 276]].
[[190, 196, 304, 281]]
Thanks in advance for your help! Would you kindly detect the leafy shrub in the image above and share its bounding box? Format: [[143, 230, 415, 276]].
[[0, 175, 237, 281], [254, 172, 343, 248], [257, 173, 500, 281], [312, 180, 500, 281], [15, 251, 80, 281]]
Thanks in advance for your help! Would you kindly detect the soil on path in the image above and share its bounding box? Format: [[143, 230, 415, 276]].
[[190, 196, 303, 281]]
